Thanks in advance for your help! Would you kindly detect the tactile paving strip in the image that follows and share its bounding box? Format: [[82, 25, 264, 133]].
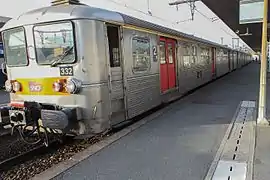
[[211, 101, 256, 180]]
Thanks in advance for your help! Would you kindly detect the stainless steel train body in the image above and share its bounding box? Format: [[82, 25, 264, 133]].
[[0, 3, 252, 137]]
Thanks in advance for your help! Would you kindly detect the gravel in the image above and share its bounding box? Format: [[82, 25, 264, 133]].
[[0, 132, 40, 163], [0, 133, 108, 180]]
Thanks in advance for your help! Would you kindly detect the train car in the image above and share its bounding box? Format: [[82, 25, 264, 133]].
[[0, 0, 252, 144]]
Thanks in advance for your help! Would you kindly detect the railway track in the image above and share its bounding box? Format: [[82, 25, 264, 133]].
[[0, 143, 48, 171], [0, 106, 159, 180], [0, 135, 105, 180]]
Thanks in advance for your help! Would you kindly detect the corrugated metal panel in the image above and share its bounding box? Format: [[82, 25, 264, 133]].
[[126, 74, 161, 118]]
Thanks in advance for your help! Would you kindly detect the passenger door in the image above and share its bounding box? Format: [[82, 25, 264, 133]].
[[159, 37, 176, 93], [167, 39, 176, 89], [159, 39, 168, 92], [211, 47, 216, 78], [228, 50, 231, 71], [106, 24, 126, 125]]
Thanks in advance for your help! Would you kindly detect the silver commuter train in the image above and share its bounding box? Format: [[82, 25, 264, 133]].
[[0, 0, 252, 142]]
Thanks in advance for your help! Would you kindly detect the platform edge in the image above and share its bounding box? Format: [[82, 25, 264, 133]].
[[203, 102, 242, 180]]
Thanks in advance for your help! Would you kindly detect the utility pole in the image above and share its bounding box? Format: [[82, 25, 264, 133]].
[[221, 37, 224, 45], [257, 0, 269, 125]]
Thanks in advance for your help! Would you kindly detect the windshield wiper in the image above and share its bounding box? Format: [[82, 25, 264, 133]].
[[51, 46, 74, 67]]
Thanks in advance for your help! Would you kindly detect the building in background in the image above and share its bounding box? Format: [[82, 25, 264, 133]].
[[0, 16, 11, 88]]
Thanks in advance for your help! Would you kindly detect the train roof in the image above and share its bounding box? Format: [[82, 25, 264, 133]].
[[1, 4, 248, 53]]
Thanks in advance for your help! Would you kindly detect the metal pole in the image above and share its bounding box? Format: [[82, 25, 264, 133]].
[[257, 0, 269, 125]]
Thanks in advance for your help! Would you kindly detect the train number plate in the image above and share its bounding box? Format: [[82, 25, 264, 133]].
[[59, 66, 73, 76]]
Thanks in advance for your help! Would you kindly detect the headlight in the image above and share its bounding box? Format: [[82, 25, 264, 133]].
[[65, 78, 82, 94], [13, 81, 21, 92], [5, 80, 13, 92]]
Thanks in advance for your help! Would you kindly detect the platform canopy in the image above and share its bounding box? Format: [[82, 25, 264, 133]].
[[169, 0, 266, 52], [0, 16, 11, 28], [202, 0, 267, 52]]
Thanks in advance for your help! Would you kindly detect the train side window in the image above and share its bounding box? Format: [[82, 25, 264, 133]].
[[191, 45, 197, 64], [201, 47, 210, 64], [183, 45, 190, 67], [168, 43, 174, 64], [159, 41, 166, 64], [107, 25, 120, 67], [206, 48, 210, 64], [0, 32, 3, 59], [192, 45, 197, 56], [132, 37, 150, 72]]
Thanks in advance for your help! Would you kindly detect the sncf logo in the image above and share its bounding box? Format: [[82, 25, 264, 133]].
[[29, 82, 42, 92]]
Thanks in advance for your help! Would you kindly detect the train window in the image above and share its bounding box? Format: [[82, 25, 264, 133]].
[[183, 45, 190, 56], [192, 45, 197, 56], [2, 27, 28, 67], [33, 21, 76, 65], [183, 45, 191, 67], [0, 32, 3, 59], [132, 37, 150, 72], [200, 47, 210, 64], [107, 25, 120, 67], [159, 41, 166, 64], [191, 45, 197, 64], [168, 43, 174, 64]]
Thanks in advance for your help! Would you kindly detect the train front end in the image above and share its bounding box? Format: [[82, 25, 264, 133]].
[[1, 22, 85, 138], [0, 4, 111, 143]]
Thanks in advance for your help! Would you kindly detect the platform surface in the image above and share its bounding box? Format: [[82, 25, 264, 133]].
[[52, 63, 262, 180]]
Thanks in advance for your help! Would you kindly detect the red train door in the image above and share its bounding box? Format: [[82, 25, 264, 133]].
[[160, 39, 168, 92], [211, 47, 216, 77], [228, 51, 231, 71], [159, 37, 176, 93]]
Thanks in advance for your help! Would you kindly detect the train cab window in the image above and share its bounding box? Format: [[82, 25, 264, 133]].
[[132, 37, 150, 72], [33, 22, 75, 65], [107, 25, 120, 67], [159, 41, 166, 64], [2, 27, 28, 67], [0, 32, 3, 59]]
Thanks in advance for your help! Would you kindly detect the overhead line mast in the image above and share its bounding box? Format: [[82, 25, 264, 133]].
[[169, 0, 200, 20]]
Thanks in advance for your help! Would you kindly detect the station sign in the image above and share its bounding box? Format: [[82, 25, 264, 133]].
[[239, 0, 264, 24]]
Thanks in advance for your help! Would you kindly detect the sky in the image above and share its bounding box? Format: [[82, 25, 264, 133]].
[[0, 0, 50, 18], [0, 0, 251, 51]]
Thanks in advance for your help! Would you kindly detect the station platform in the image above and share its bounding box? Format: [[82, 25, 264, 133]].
[[34, 62, 270, 180]]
